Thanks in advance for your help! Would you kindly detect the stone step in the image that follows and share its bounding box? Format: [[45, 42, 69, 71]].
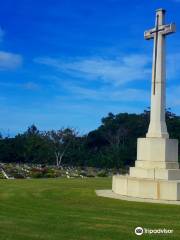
[[130, 167, 180, 180], [112, 174, 180, 201], [135, 160, 179, 169]]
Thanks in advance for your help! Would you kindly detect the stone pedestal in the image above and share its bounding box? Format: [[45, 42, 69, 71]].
[[112, 137, 180, 201], [130, 137, 180, 180]]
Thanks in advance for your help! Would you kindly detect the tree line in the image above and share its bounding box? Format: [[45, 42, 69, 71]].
[[1, 109, 180, 168]]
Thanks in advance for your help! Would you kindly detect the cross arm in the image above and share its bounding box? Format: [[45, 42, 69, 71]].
[[144, 23, 176, 40], [144, 29, 155, 40], [161, 23, 176, 36]]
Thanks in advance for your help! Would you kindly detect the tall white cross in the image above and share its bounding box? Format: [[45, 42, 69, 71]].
[[145, 9, 176, 138]]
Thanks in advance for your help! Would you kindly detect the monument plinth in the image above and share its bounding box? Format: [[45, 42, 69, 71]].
[[112, 9, 180, 201]]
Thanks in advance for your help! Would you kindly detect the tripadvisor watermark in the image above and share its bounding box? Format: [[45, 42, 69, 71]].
[[135, 226, 173, 236]]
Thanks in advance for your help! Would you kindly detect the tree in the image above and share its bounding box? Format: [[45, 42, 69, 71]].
[[0, 109, 179, 168], [45, 128, 78, 167], [25, 124, 39, 136]]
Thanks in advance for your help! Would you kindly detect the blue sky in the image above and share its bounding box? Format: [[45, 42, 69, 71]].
[[0, 0, 180, 136]]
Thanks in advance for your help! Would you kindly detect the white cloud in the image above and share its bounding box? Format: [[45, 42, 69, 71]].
[[0, 26, 4, 42], [35, 52, 180, 84], [34, 54, 151, 85], [0, 51, 22, 70], [63, 83, 149, 102]]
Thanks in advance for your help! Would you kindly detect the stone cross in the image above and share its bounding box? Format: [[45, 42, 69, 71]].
[[112, 9, 180, 202], [145, 9, 176, 138]]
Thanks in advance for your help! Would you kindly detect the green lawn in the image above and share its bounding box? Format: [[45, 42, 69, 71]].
[[0, 178, 180, 240]]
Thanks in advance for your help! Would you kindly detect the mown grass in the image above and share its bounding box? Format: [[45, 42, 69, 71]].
[[0, 178, 180, 240]]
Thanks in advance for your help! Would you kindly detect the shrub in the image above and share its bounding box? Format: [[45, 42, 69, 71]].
[[30, 172, 43, 178], [97, 170, 108, 177], [44, 172, 57, 178], [13, 173, 25, 179], [0, 172, 6, 179]]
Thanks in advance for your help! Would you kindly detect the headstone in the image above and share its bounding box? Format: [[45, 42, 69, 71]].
[[112, 9, 180, 201]]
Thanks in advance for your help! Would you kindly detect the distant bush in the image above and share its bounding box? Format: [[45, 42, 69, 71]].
[[13, 173, 25, 179], [30, 167, 60, 178], [44, 172, 57, 178], [79, 171, 87, 176], [97, 170, 108, 177], [86, 174, 95, 177], [30, 172, 44, 178], [0, 172, 6, 179]]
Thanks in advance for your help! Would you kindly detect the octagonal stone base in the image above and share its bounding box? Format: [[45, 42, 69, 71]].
[[112, 175, 180, 201]]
